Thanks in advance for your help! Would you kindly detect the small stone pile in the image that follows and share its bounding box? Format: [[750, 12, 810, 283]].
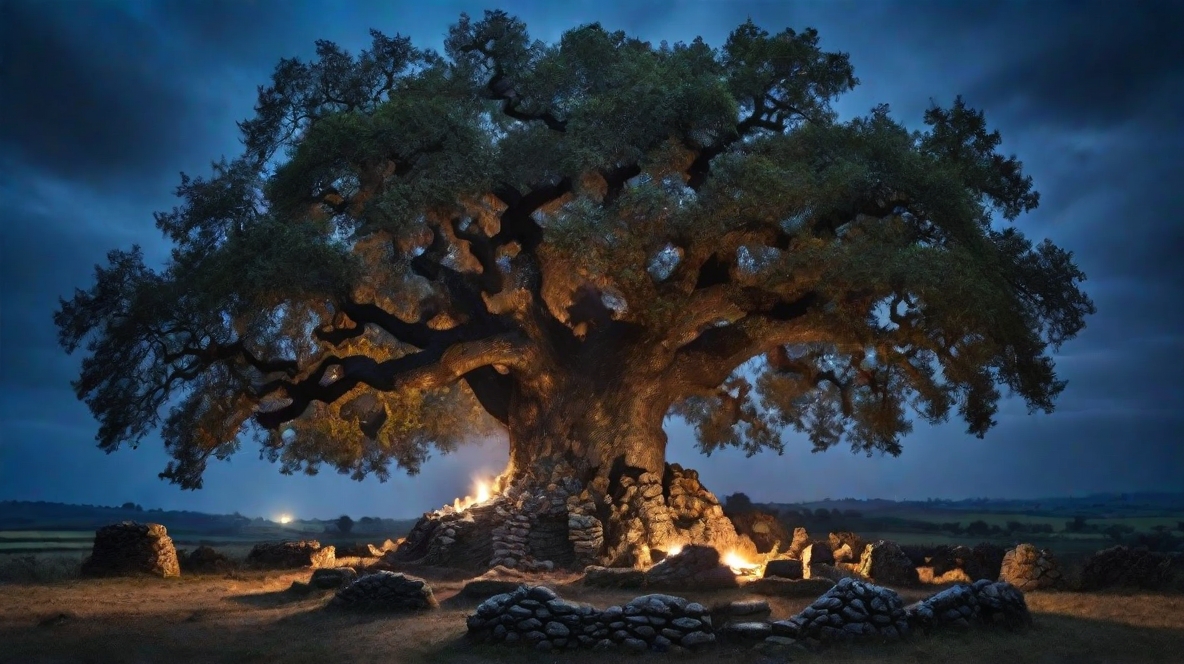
[[81, 521, 180, 578], [1079, 546, 1175, 591], [466, 586, 717, 652], [328, 571, 437, 612], [246, 540, 336, 569], [645, 544, 737, 590], [905, 579, 1031, 631], [858, 540, 920, 587], [182, 545, 233, 573], [999, 543, 1062, 591], [771, 577, 910, 644]]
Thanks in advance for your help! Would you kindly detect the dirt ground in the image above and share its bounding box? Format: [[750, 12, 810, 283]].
[[2, 565, 1183, 664]]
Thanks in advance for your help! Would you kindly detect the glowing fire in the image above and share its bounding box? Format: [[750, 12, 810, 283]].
[[277, 514, 292, 524], [667, 543, 684, 557], [723, 551, 761, 576], [451, 478, 493, 512]]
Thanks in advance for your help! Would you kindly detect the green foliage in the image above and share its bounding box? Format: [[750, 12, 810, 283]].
[[56, 9, 1093, 490]]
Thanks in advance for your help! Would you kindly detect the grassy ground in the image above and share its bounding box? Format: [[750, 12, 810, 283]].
[[0, 556, 1181, 664]]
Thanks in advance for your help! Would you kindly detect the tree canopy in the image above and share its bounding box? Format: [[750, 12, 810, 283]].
[[56, 11, 1094, 490]]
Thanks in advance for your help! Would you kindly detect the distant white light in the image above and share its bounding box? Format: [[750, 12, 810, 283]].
[[278, 514, 293, 524]]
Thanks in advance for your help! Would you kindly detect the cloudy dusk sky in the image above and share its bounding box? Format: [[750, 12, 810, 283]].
[[1, 0, 1181, 520]]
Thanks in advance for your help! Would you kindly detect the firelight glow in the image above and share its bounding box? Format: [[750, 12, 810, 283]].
[[723, 551, 761, 575], [667, 543, 684, 556], [452, 478, 493, 512], [278, 514, 292, 524]]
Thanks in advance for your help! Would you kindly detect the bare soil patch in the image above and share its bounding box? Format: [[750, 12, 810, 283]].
[[2, 565, 1182, 663]]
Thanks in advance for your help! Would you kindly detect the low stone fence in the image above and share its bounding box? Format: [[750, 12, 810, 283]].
[[467, 576, 1032, 653]]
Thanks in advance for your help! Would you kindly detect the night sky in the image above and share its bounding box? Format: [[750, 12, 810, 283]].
[[2, 1, 1181, 521]]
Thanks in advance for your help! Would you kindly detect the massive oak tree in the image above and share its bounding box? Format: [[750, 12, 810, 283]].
[[57, 11, 1093, 563]]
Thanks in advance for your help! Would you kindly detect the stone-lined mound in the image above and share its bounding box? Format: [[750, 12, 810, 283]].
[[857, 540, 919, 587], [81, 522, 180, 578], [905, 580, 1030, 631], [999, 543, 1062, 591], [771, 577, 909, 644], [181, 545, 233, 574], [1079, 546, 1175, 591], [644, 545, 737, 590], [245, 540, 336, 569], [466, 586, 716, 652], [328, 571, 437, 611]]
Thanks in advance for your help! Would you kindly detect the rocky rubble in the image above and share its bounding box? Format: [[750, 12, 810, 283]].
[[328, 571, 437, 612], [245, 540, 336, 569], [857, 540, 920, 587], [81, 521, 180, 578], [728, 510, 791, 554], [466, 586, 717, 652], [1079, 546, 1175, 590], [999, 543, 1063, 591], [905, 580, 1031, 631]]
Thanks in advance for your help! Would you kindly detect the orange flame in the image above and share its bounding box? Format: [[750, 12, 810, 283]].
[[723, 550, 761, 576], [451, 478, 493, 512]]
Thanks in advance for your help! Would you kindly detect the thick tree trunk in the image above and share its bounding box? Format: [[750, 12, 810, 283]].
[[393, 374, 752, 570]]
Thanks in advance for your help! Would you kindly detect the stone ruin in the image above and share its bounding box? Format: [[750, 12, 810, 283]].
[[466, 577, 1032, 653], [907, 543, 1006, 584], [81, 521, 180, 578], [999, 543, 1063, 591], [180, 545, 234, 574], [390, 461, 748, 572], [1079, 545, 1176, 591], [245, 540, 336, 569], [728, 510, 792, 554], [857, 540, 920, 587], [328, 571, 437, 612]]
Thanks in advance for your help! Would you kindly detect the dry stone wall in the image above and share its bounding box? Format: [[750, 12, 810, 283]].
[[466, 586, 717, 653], [1079, 546, 1175, 591], [858, 540, 920, 587], [905, 579, 1031, 631], [81, 521, 180, 578]]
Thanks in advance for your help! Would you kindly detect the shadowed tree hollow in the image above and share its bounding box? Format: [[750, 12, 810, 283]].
[[56, 11, 1094, 568]]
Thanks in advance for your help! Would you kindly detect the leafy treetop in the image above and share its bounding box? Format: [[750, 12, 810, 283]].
[[56, 11, 1094, 489]]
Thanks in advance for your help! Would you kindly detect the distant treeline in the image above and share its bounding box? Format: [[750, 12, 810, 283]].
[[723, 493, 1184, 554]]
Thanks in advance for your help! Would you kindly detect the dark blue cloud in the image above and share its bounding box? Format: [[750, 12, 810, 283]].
[[1, 0, 1180, 517]]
